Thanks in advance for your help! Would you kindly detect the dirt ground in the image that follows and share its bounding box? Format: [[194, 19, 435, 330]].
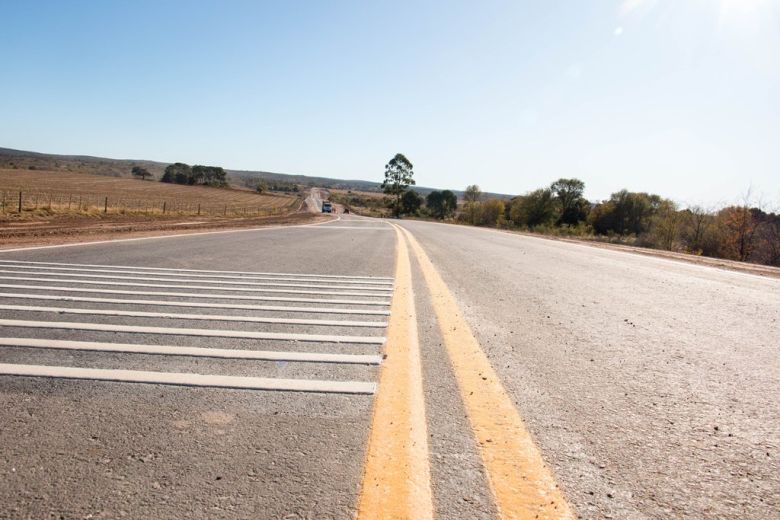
[[0, 211, 327, 250]]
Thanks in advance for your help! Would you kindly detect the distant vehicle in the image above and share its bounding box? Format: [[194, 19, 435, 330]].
[[321, 201, 333, 213]]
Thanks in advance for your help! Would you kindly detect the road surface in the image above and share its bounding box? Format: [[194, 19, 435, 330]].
[[0, 215, 777, 519], [303, 188, 328, 213]]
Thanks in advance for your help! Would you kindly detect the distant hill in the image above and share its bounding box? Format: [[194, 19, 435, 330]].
[[227, 168, 383, 192], [0, 147, 385, 192], [0, 147, 511, 198], [0, 147, 169, 179]]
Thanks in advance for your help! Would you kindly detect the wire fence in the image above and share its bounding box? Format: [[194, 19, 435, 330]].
[[0, 190, 297, 218]]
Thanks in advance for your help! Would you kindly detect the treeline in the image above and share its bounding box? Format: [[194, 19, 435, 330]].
[[327, 190, 388, 217], [159, 163, 227, 187], [402, 179, 779, 267], [255, 179, 300, 193]]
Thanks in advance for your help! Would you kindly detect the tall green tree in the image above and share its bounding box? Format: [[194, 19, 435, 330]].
[[192, 165, 228, 187], [161, 162, 192, 184], [426, 190, 457, 219], [160, 163, 226, 187], [588, 190, 662, 235], [441, 190, 458, 218], [550, 178, 587, 225], [382, 153, 415, 218], [401, 190, 423, 215], [509, 189, 558, 227]]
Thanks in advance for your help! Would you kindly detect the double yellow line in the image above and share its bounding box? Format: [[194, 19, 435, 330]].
[[357, 224, 574, 519]]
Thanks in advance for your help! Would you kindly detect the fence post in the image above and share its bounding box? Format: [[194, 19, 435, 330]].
[[224, 205, 227, 216], [104, 197, 108, 213], [18, 191, 22, 213], [163, 201, 166, 214], [197, 204, 201, 216]]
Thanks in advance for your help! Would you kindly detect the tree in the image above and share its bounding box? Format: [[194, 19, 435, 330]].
[[648, 199, 680, 250], [476, 198, 505, 227], [509, 189, 558, 227], [426, 190, 457, 219], [754, 212, 780, 266], [426, 191, 444, 218], [464, 184, 481, 204], [464, 184, 482, 224], [588, 190, 662, 236], [382, 153, 415, 218], [401, 190, 423, 215], [162, 163, 192, 184], [192, 165, 228, 187], [679, 206, 713, 254], [441, 190, 458, 218], [160, 163, 227, 187], [550, 178, 587, 225], [131, 166, 152, 180], [717, 205, 759, 261]]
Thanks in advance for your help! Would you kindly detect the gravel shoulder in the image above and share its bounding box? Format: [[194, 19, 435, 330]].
[[0, 212, 329, 250]]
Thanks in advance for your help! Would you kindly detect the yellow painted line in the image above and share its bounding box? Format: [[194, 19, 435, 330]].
[[399, 225, 575, 520], [356, 226, 433, 519]]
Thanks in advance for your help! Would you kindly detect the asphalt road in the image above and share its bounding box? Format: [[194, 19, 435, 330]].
[[303, 188, 328, 213], [0, 216, 395, 520], [396, 219, 780, 519], [1, 214, 778, 519]]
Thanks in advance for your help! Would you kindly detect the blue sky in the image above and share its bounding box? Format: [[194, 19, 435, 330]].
[[1, 0, 778, 206]]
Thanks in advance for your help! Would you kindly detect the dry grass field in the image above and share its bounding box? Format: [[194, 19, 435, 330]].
[[0, 169, 300, 219], [0, 169, 314, 247], [328, 188, 390, 217]]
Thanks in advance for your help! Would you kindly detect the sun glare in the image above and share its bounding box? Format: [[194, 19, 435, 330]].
[[717, 0, 774, 26]]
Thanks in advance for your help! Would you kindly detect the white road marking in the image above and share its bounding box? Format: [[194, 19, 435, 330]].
[[313, 226, 392, 230], [0, 319, 386, 344], [0, 304, 387, 328], [0, 283, 390, 306], [0, 269, 392, 291], [0, 263, 393, 286], [0, 338, 382, 364], [0, 259, 393, 281], [0, 292, 391, 315], [0, 275, 390, 297], [0, 363, 376, 394]]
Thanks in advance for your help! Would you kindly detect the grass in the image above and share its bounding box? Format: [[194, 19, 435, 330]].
[[328, 188, 391, 217], [0, 169, 301, 220]]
